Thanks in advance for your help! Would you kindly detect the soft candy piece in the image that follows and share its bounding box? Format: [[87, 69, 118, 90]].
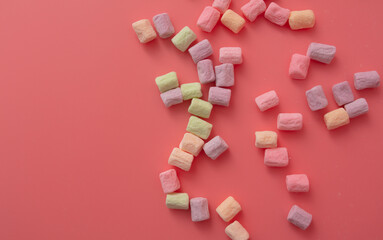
[[188, 98, 213, 119], [168, 148, 194, 171], [186, 116, 213, 140], [179, 133, 204, 157], [203, 136, 228, 160], [255, 131, 277, 148], [160, 88, 183, 107], [324, 108, 350, 130], [197, 59, 216, 84], [155, 72, 179, 93], [241, 0, 266, 22], [286, 174, 309, 192], [171, 26, 197, 52], [212, 0, 231, 13], [264, 2, 290, 26], [190, 197, 210, 222], [215, 63, 234, 87], [354, 71, 381, 90], [277, 113, 303, 131], [219, 47, 243, 64], [344, 98, 369, 118], [132, 19, 157, 43], [188, 39, 213, 64], [216, 196, 241, 222], [208, 87, 231, 106], [289, 10, 315, 30], [307, 43, 336, 64], [153, 13, 175, 38], [264, 147, 288, 167], [289, 54, 310, 79], [225, 221, 250, 240], [305, 85, 328, 111], [181, 83, 202, 100], [287, 205, 312, 230], [332, 81, 354, 106], [166, 193, 189, 210], [197, 6, 220, 32], [159, 169, 180, 194], [255, 90, 279, 111], [221, 10, 246, 34]]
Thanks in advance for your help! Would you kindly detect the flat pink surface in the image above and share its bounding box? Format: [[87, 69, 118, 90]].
[[0, 0, 382, 239]]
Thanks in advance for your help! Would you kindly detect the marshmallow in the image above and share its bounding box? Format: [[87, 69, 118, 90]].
[[153, 13, 175, 38], [287, 205, 312, 230], [215, 63, 235, 87], [188, 39, 213, 64], [203, 136, 228, 160], [168, 148, 194, 171], [160, 88, 183, 107], [344, 98, 369, 118], [354, 71, 381, 90], [289, 54, 310, 79], [166, 193, 189, 210], [255, 90, 279, 111], [181, 83, 202, 100], [225, 221, 250, 240], [197, 6, 221, 32], [179, 133, 204, 157], [188, 98, 213, 119], [264, 2, 290, 26], [332, 81, 354, 106], [171, 26, 197, 52], [190, 197, 210, 222], [324, 108, 350, 130], [186, 116, 213, 140], [208, 87, 231, 106], [307, 43, 336, 64], [255, 131, 277, 148], [264, 147, 288, 167], [219, 47, 243, 64], [159, 169, 180, 194], [277, 113, 303, 131], [216, 196, 241, 222], [241, 0, 266, 22], [305, 85, 328, 111], [286, 174, 309, 192], [289, 10, 315, 30], [212, 0, 231, 13], [221, 10, 246, 33], [132, 19, 157, 43], [197, 59, 216, 84], [155, 72, 179, 93]]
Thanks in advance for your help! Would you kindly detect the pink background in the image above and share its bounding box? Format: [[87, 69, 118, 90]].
[[0, 0, 383, 239]]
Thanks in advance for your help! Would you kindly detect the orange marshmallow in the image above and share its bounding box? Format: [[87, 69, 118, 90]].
[[225, 221, 250, 240], [289, 10, 315, 30], [216, 196, 242, 222], [255, 131, 277, 148], [179, 133, 204, 157], [324, 108, 350, 130], [221, 10, 246, 33], [132, 19, 157, 43], [168, 148, 194, 171]]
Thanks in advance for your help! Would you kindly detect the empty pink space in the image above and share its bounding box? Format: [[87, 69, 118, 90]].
[[0, 0, 382, 239]]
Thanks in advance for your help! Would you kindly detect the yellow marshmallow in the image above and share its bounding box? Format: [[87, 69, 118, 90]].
[[255, 131, 277, 148], [166, 193, 189, 210], [221, 10, 246, 34], [216, 196, 242, 222], [289, 10, 315, 30], [324, 108, 350, 130]]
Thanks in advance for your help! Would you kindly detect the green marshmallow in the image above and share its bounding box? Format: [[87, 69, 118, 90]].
[[188, 98, 213, 118], [186, 116, 212, 140], [181, 83, 202, 100], [155, 72, 179, 93], [166, 193, 189, 210], [171, 26, 197, 52]]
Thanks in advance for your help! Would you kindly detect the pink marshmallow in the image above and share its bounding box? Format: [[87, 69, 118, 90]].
[[160, 87, 183, 107], [208, 87, 231, 106], [264, 147, 288, 167], [219, 47, 243, 64], [307, 43, 336, 64], [241, 0, 266, 22], [277, 113, 303, 131], [212, 0, 231, 13], [305, 85, 328, 111], [354, 71, 381, 90], [286, 174, 309, 192], [344, 98, 369, 118], [197, 6, 220, 32], [197, 59, 216, 84], [188, 39, 213, 64], [190, 197, 210, 222], [203, 136, 228, 160], [153, 13, 175, 39], [332, 81, 354, 106], [287, 205, 312, 230], [289, 54, 310, 80], [159, 169, 180, 194], [255, 90, 279, 111], [264, 2, 290, 26], [215, 63, 234, 87]]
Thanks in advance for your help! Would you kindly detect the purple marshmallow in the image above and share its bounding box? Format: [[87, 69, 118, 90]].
[[208, 87, 231, 107], [354, 71, 380, 90], [332, 81, 354, 106], [203, 136, 228, 160], [287, 205, 312, 230], [190, 197, 210, 222], [305, 85, 328, 111], [197, 59, 215, 84], [188, 39, 213, 64], [215, 63, 234, 87], [307, 42, 336, 64], [153, 13, 175, 39], [344, 98, 369, 118], [160, 87, 183, 107]]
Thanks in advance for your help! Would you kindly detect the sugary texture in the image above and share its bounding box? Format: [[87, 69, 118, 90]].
[[255, 131, 277, 148], [160, 88, 183, 107], [264, 2, 290, 26], [153, 13, 175, 38], [287, 205, 312, 230], [188, 39, 213, 64], [215, 63, 235, 87], [289, 54, 310, 80], [132, 19, 157, 43], [354, 71, 381, 90], [289, 10, 315, 30], [190, 197, 210, 222], [203, 136, 228, 160], [197, 6, 221, 32], [181, 83, 202, 100], [286, 174, 309, 192], [219, 47, 243, 64], [324, 108, 350, 130], [166, 193, 189, 210], [307, 43, 336, 64], [225, 221, 250, 240], [208, 87, 231, 106], [221, 10, 246, 34], [197, 59, 216, 84], [171, 26, 197, 52], [188, 98, 213, 119], [216, 196, 241, 222], [305, 85, 328, 111], [179, 133, 205, 157], [344, 98, 369, 118], [332, 81, 354, 106], [159, 169, 180, 194], [186, 116, 213, 140], [255, 90, 279, 111], [168, 148, 194, 171], [241, 0, 266, 22], [277, 113, 303, 131], [264, 147, 288, 167], [155, 72, 179, 93], [212, 0, 231, 13]]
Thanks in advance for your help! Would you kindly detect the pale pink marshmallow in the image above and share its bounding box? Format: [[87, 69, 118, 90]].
[[197, 59, 215, 84], [344, 98, 369, 118], [241, 0, 266, 22], [264, 2, 290, 26], [354, 71, 381, 90], [203, 136, 228, 160], [305, 85, 328, 111], [307, 43, 336, 64], [332, 81, 354, 106], [255, 90, 279, 111], [277, 113, 303, 131], [212, 0, 231, 13], [215, 63, 234, 87], [160, 87, 183, 107], [159, 169, 180, 194], [208, 87, 231, 106], [153, 13, 175, 38], [190, 197, 210, 222], [197, 6, 221, 32], [289, 54, 310, 80], [188, 39, 213, 64], [287, 205, 312, 230], [219, 47, 243, 64], [264, 147, 288, 167], [286, 174, 309, 192]]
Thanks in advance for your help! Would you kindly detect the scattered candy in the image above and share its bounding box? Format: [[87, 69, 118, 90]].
[[324, 108, 350, 130], [132, 19, 157, 43], [212, 0, 231, 13], [344, 98, 369, 118], [203, 136, 228, 160], [197, 59, 216, 84], [286, 174, 309, 192], [172, 26, 197, 52], [179, 133, 205, 157], [225, 221, 250, 240], [289, 54, 310, 80], [166, 193, 189, 210], [215, 63, 235, 87], [277, 113, 303, 131], [241, 0, 266, 22], [307, 43, 336, 64], [168, 148, 194, 171], [255, 131, 277, 148], [287, 205, 312, 230], [264, 2, 290, 26], [289, 10, 315, 30], [190, 197, 210, 222], [219, 47, 243, 64], [208, 87, 232, 106], [153, 13, 175, 38], [264, 147, 288, 167], [188, 39, 213, 64], [221, 9, 246, 34], [160, 88, 183, 107], [155, 71, 179, 93], [181, 82, 203, 100], [255, 90, 279, 111], [354, 71, 381, 90], [332, 81, 354, 106], [159, 169, 180, 194], [305, 85, 328, 111], [197, 6, 221, 32], [186, 116, 213, 140], [188, 98, 213, 119], [216, 196, 242, 222]]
